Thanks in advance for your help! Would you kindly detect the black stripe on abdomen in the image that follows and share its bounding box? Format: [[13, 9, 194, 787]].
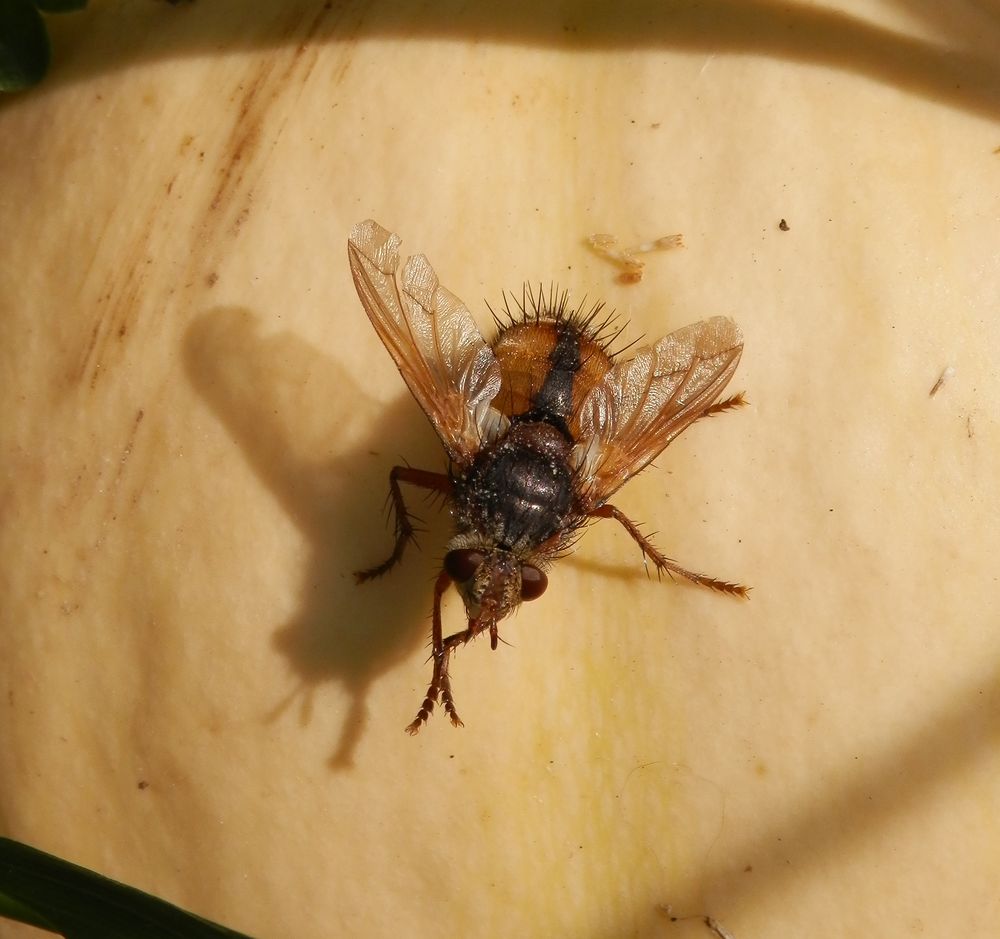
[[531, 326, 580, 423]]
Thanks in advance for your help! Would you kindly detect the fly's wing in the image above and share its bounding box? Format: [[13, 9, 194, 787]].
[[348, 220, 507, 466], [572, 316, 743, 505]]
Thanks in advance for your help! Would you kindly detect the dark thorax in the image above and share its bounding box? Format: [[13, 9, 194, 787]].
[[452, 419, 575, 555]]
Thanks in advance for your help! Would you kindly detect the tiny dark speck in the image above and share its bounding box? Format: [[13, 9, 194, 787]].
[[137, 780, 149, 790], [778, 218, 790, 231], [205, 272, 219, 287]]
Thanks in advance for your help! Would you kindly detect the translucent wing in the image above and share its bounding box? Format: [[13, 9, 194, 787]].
[[572, 316, 743, 504], [348, 220, 507, 466]]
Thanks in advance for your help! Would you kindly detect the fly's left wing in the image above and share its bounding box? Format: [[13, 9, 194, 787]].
[[348, 220, 507, 466], [572, 316, 743, 505]]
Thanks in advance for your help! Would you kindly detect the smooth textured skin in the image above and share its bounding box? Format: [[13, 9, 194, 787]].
[[2, 3, 999, 938]]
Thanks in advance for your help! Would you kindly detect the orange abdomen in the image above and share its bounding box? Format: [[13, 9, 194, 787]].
[[491, 321, 613, 435]]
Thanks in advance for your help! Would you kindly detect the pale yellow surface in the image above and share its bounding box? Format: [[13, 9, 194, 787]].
[[2, 3, 1000, 938]]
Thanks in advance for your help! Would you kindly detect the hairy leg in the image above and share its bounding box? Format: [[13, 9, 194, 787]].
[[696, 391, 747, 421], [405, 572, 486, 735], [589, 503, 748, 598], [354, 466, 452, 583]]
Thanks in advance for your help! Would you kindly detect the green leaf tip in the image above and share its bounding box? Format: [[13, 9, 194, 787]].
[[0, 0, 50, 91], [0, 838, 259, 939]]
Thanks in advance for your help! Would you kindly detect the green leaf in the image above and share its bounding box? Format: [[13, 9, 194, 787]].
[[0, 889, 60, 931], [0, 0, 50, 91], [0, 838, 258, 939]]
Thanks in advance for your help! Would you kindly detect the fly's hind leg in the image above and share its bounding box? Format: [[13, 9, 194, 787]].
[[354, 466, 453, 583], [696, 391, 747, 421], [589, 503, 749, 598]]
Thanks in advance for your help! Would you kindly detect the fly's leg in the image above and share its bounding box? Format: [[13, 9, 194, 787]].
[[405, 571, 450, 734], [354, 466, 452, 583], [695, 391, 747, 421], [589, 503, 749, 598], [405, 572, 483, 735], [435, 630, 469, 730]]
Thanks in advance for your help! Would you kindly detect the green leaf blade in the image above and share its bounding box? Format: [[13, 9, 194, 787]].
[[0, 0, 50, 91], [0, 838, 259, 939]]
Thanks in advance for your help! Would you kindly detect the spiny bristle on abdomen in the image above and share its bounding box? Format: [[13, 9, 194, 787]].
[[485, 283, 633, 359]]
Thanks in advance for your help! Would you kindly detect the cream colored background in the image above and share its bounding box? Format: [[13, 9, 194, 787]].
[[2, 2, 999, 937]]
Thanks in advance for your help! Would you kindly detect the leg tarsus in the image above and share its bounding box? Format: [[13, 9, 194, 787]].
[[696, 391, 747, 421], [406, 636, 470, 734], [589, 503, 749, 598], [404, 693, 438, 736], [440, 667, 464, 728]]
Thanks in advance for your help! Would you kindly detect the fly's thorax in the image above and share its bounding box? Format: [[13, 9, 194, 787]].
[[451, 421, 575, 554]]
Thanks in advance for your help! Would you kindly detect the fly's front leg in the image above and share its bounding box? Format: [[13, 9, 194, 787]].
[[589, 503, 749, 598], [405, 570, 450, 735], [354, 466, 452, 583], [434, 629, 470, 730], [405, 572, 482, 735]]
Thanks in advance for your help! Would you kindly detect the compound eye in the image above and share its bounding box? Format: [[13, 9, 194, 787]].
[[519, 565, 548, 601], [444, 549, 485, 583]]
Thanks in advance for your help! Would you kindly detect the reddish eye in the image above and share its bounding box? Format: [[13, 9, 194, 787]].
[[444, 549, 485, 583], [520, 565, 547, 601]]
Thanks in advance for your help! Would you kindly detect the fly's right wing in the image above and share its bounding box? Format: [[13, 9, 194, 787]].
[[348, 220, 508, 466], [572, 316, 743, 505]]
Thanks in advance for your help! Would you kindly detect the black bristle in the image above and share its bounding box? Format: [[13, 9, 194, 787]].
[[488, 283, 634, 360]]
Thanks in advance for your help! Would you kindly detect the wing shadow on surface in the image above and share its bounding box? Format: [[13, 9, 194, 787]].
[[184, 306, 452, 769]]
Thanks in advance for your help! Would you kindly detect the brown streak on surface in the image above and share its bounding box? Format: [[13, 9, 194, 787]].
[[202, 6, 328, 237], [75, 321, 102, 385], [84, 218, 157, 389], [111, 409, 146, 495], [76, 3, 344, 392], [73, 214, 155, 389]]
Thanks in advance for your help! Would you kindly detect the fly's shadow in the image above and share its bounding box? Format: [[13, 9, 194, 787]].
[[183, 307, 448, 768]]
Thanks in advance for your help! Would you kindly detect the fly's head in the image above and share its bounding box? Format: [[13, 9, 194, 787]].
[[443, 536, 548, 643]]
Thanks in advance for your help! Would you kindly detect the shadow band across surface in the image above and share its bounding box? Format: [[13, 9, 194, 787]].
[[29, 0, 1000, 121]]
